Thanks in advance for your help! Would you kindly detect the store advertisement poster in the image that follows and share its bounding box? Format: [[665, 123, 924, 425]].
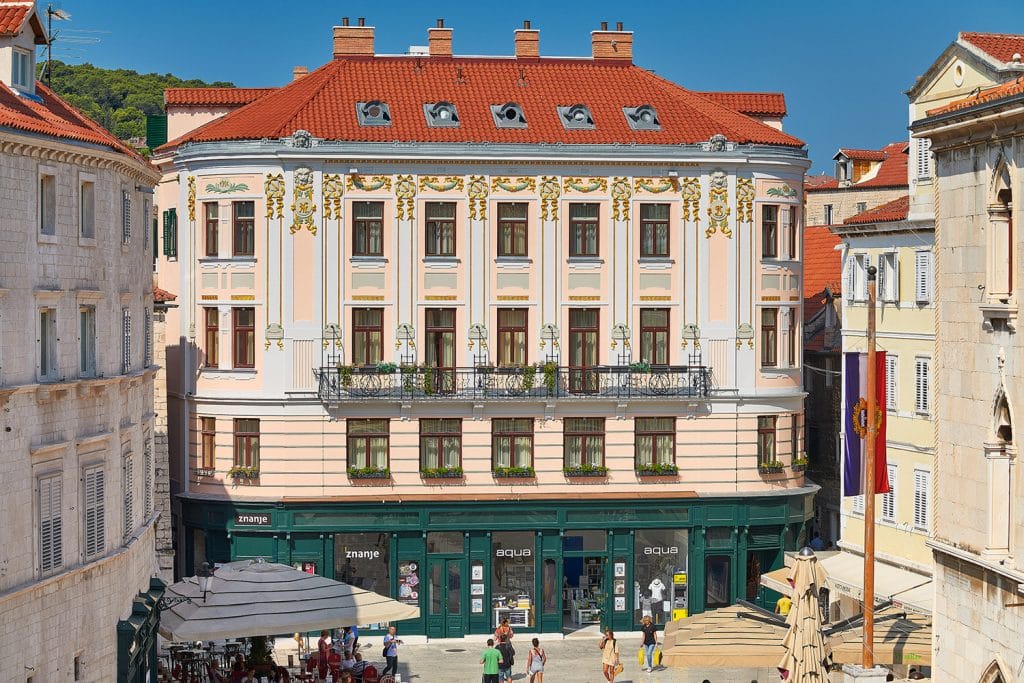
[[397, 561, 419, 605]]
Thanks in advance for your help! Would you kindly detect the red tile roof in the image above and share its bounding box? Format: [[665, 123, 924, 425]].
[[0, 81, 145, 160], [803, 225, 842, 320], [805, 173, 837, 190], [153, 287, 178, 303], [694, 92, 786, 117], [837, 148, 887, 161], [842, 195, 910, 225], [162, 57, 804, 150], [926, 75, 1024, 116], [808, 142, 907, 192], [960, 32, 1024, 64], [165, 87, 275, 107], [0, 1, 34, 37]]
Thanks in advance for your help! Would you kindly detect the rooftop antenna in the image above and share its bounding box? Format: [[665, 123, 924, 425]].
[[44, 3, 71, 85]]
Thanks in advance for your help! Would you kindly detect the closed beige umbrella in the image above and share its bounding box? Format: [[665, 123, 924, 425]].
[[777, 548, 831, 681], [660, 604, 790, 668], [159, 559, 420, 641], [828, 607, 931, 666]]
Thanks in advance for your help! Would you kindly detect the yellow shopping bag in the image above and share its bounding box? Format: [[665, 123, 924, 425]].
[[637, 647, 645, 666], [654, 648, 663, 666]]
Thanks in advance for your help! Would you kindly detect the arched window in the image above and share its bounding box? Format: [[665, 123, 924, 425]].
[[984, 389, 1015, 555], [979, 657, 1010, 683], [986, 160, 1013, 302]]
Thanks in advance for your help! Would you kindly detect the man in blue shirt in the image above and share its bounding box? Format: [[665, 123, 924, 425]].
[[382, 625, 401, 676]]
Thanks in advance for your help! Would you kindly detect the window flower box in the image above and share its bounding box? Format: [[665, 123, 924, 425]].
[[791, 456, 809, 473], [636, 463, 679, 476], [348, 466, 390, 479], [564, 464, 609, 477], [375, 361, 397, 374], [421, 466, 464, 479], [758, 461, 784, 475], [227, 466, 259, 479], [628, 361, 652, 373], [493, 466, 536, 479]]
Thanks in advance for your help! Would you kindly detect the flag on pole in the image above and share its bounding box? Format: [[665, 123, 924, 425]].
[[843, 351, 889, 496]]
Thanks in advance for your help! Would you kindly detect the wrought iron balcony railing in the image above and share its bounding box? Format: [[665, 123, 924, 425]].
[[314, 364, 712, 403]]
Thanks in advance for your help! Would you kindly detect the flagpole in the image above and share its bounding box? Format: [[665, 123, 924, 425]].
[[863, 264, 878, 668]]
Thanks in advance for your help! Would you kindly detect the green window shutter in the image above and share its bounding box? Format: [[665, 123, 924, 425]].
[[162, 208, 178, 258], [146, 115, 168, 150]]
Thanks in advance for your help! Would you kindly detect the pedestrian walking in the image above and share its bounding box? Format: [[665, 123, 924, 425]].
[[599, 628, 621, 682], [481, 638, 504, 683], [494, 617, 515, 642], [774, 593, 792, 616], [382, 625, 401, 677], [640, 614, 658, 672], [496, 635, 515, 682], [526, 637, 546, 683]]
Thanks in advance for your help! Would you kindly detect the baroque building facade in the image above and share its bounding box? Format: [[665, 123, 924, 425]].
[[913, 49, 1024, 683], [154, 19, 814, 637], [0, 2, 164, 680]]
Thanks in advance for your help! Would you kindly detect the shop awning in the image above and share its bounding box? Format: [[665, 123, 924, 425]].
[[760, 566, 793, 595], [661, 604, 790, 668], [828, 608, 932, 666], [819, 553, 932, 614]]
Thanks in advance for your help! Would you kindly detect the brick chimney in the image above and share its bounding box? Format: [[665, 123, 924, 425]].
[[514, 20, 539, 59], [428, 19, 453, 57], [591, 21, 632, 62], [293, 66, 309, 81], [333, 17, 374, 58]]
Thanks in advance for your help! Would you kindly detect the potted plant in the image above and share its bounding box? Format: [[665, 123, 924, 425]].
[[421, 465, 464, 479], [475, 363, 495, 375], [564, 463, 610, 477], [422, 366, 436, 395], [493, 465, 536, 478], [348, 466, 390, 479], [227, 466, 259, 480], [758, 460, 785, 474], [542, 362, 558, 394], [337, 364, 354, 387], [636, 462, 679, 476], [520, 364, 537, 391], [401, 364, 417, 392], [791, 455, 809, 472], [628, 360, 652, 373], [376, 360, 397, 374]]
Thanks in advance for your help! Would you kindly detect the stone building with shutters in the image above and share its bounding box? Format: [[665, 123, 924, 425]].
[[152, 18, 816, 637], [0, 1, 164, 680], [912, 45, 1024, 683]]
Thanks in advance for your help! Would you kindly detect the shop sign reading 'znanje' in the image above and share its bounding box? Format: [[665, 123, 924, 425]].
[[234, 513, 271, 526]]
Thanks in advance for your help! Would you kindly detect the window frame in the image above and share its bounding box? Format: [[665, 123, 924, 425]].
[[232, 200, 255, 257], [885, 355, 898, 412], [38, 473, 63, 576], [232, 307, 255, 369], [760, 307, 778, 368], [419, 418, 462, 470], [204, 307, 220, 368], [569, 203, 600, 258], [347, 418, 390, 470], [496, 308, 528, 367], [352, 307, 384, 366], [12, 47, 32, 89], [232, 418, 260, 469], [761, 205, 778, 258], [491, 418, 534, 470], [121, 189, 132, 245], [787, 308, 797, 367], [79, 305, 96, 378], [913, 468, 930, 531], [122, 450, 134, 540], [38, 306, 56, 381], [82, 465, 105, 560], [424, 308, 456, 369], [497, 202, 528, 257], [639, 308, 669, 365], [914, 356, 931, 415], [79, 179, 95, 239], [634, 417, 676, 467], [121, 307, 132, 375], [39, 173, 56, 236], [204, 202, 219, 257], [823, 204, 833, 226], [787, 206, 798, 260], [568, 308, 600, 393], [915, 250, 933, 304], [425, 201, 457, 257], [791, 413, 801, 459], [881, 464, 897, 523], [352, 201, 384, 257], [563, 417, 606, 468], [757, 415, 777, 466], [639, 203, 670, 258], [201, 417, 216, 469]]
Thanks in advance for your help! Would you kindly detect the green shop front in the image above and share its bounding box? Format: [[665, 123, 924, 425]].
[[181, 492, 813, 637]]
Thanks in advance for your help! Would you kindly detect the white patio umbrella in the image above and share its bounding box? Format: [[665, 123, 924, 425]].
[[159, 559, 420, 641], [777, 547, 831, 681]]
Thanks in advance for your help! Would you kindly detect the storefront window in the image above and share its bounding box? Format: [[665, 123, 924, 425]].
[[563, 529, 606, 552], [633, 529, 688, 625], [427, 531, 463, 554], [491, 532, 535, 628], [705, 555, 731, 608], [334, 532, 390, 596], [542, 559, 558, 615]]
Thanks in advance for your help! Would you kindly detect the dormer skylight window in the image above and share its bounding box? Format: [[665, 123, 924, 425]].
[[491, 102, 527, 129], [424, 101, 459, 128], [624, 104, 660, 131], [356, 100, 392, 127], [558, 104, 595, 130]]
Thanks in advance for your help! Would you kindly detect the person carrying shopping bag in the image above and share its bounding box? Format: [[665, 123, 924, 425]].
[[640, 615, 658, 672], [599, 628, 622, 682]]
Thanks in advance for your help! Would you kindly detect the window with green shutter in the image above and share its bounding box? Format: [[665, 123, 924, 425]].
[[163, 208, 178, 258]]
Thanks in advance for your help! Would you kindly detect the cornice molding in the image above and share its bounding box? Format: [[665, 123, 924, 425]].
[[0, 130, 160, 185]]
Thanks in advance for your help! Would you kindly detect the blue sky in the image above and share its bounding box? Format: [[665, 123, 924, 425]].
[[49, 0, 1024, 173]]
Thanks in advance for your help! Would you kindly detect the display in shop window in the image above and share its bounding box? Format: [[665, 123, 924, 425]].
[[335, 532, 390, 598], [471, 563, 484, 581], [633, 528, 688, 625], [471, 582, 485, 595], [491, 531, 535, 628], [471, 598, 483, 614], [614, 596, 626, 612], [613, 579, 625, 595], [397, 560, 420, 605], [613, 561, 625, 578]]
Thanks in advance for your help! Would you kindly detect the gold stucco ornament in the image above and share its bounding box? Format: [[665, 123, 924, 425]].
[[467, 175, 488, 219], [611, 177, 631, 220], [492, 176, 536, 193], [264, 173, 285, 219], [539, 176, 560, 220], [736, 177, 754, 223], [290, 167, 317, 234], [681, 178, 700, 221], [322, 173, 343, 219], [706, 171, 731, 238], [420, 175, 465, 193], [395, 174, 416, 220], [187, 176, 196, 221]]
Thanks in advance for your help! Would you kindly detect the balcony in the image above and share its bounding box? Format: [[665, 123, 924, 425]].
[[314, 364, 712, 403]]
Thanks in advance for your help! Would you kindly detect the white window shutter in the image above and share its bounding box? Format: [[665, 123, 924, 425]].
[[39, 475, 63, 574], [915, 251, 932, 303], [916, 138, 932, 179], [853, 494, 865, 514], [882, 464, 896, 521], [877, 254, 886, 301], [144, 439, 153, 518], [122, 308, 132, 374], [915, 358, 930, 414], [123, 453, 134, 540], [84, 467, 105, 558], [892, 253, 901, 302], [913, 469, 930, 530], [844, 256, 854, 302], [885, 355, 897, 411]]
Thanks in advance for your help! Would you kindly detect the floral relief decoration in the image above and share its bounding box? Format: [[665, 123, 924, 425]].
[[563, 176, 607, 194], [322, 173, 344, 220], [187, 176, 196, 221], [736, 177, 754, 223], [419, 175, 465, 193], [706, 171, 731, 238], [264, 173, 285, 219], [766, 183, 797, 199], [205, 179, 249, 194], [395, 174, 416, 220], [346, 174, 392, 192], [467, 175, 488, 220], [611, 177, 631, 220], [290, 167, 317, 235], [634, 177, 674, 194], [539, 176, 560, 220], [491, 176, 536, 193], [680, 177, 700, 221]]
